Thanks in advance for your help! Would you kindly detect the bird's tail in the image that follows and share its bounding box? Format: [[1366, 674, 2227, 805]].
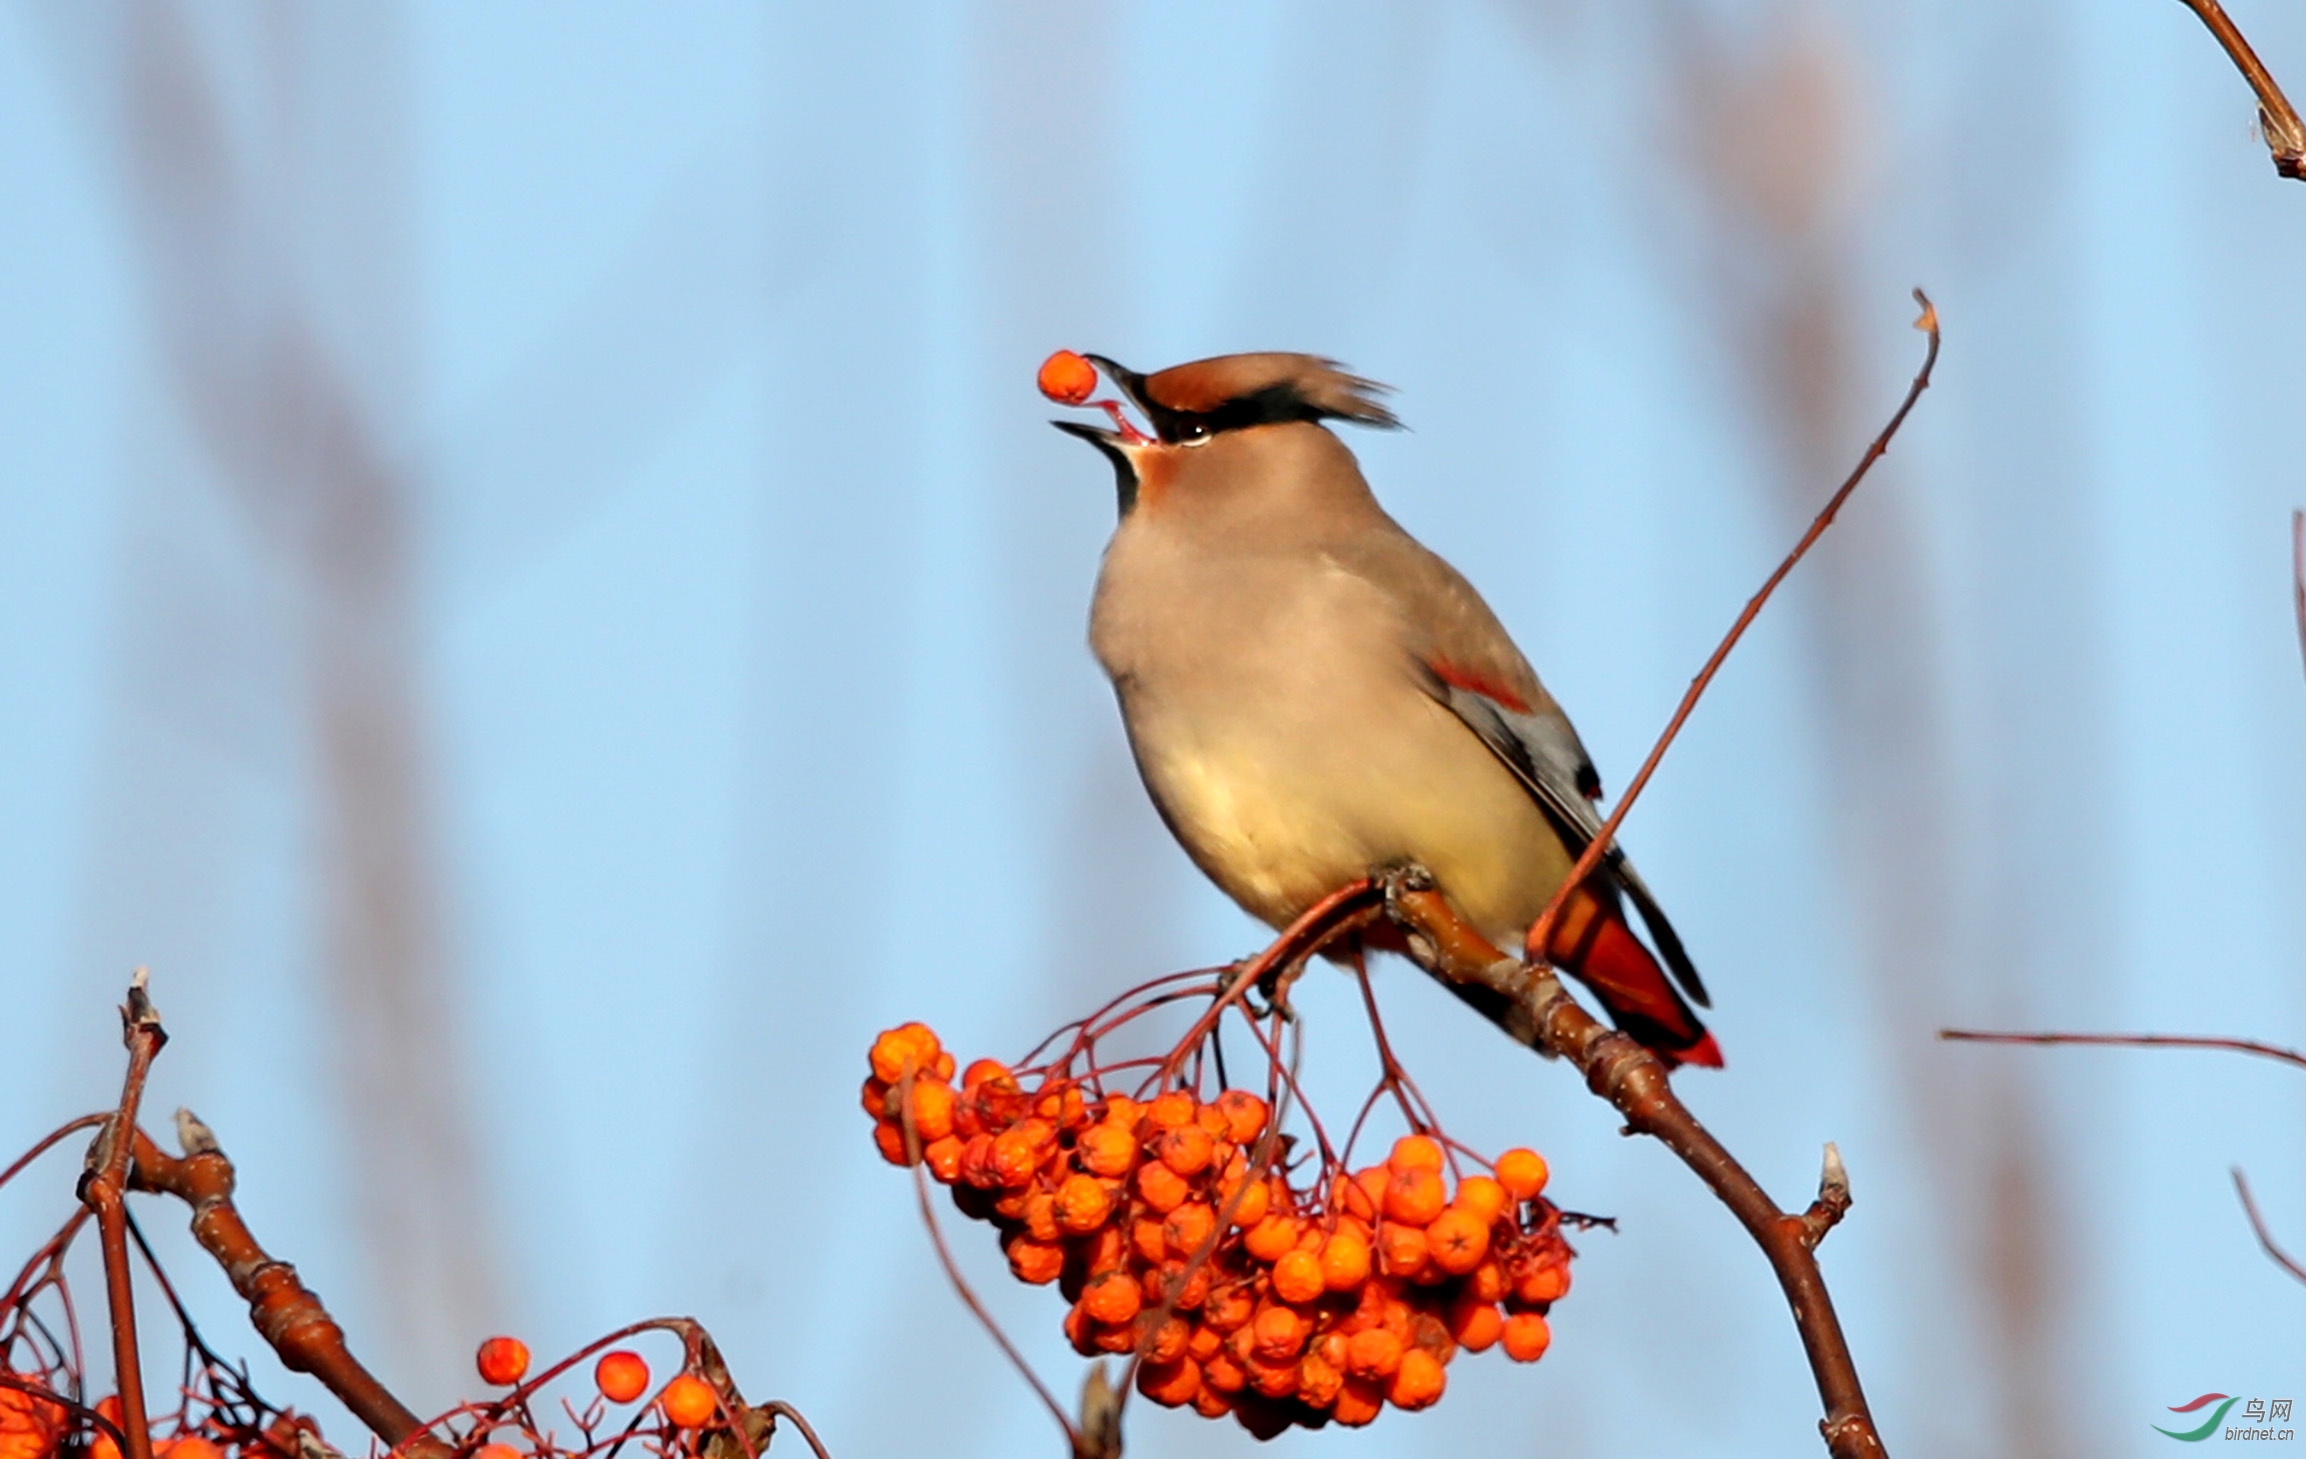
[[1543, 885, 1722, 1068]]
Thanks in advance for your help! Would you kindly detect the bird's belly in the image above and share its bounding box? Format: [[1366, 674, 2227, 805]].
[[1131, 694, 1572, 947]]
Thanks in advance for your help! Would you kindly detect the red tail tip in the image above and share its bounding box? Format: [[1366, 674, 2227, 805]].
[[1671, 1032, 1725, 1069]]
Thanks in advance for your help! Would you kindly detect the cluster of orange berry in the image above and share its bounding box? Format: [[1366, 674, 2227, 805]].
[[0, 1382, 301, 1459], [865, 1023, 1574, 1437]]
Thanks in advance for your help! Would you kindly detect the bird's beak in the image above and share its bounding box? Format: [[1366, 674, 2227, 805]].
[[1048, 353, 1155, 514], [1047, 353, 1157, 453]]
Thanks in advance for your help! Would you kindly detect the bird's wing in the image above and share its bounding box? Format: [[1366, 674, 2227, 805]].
[[1416, 664, 1707, 1007]]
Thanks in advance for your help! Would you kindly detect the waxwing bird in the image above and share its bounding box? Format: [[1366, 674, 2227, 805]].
[[1050, 350, 1720, 1068]]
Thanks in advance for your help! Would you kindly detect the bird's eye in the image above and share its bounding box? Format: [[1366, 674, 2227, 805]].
[[1178, 421, 1212, 447]]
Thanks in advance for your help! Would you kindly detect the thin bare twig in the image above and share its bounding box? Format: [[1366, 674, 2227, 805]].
[[2174, 0, 2306, 180], [2231, 1169, 2306, 1286], [1797, 1143, 1853, 1251], [2291, 510, 2305, 680], [1938, 1028, 2306, 1073], [1525, 292, 1940, 965], [1385, 883, 1885, 1459], [81, 971, 167, 1459], [1940, 1028, 2306, 1287]]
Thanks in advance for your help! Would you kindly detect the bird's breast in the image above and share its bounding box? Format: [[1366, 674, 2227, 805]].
[[1093, 548, 1570, 942]]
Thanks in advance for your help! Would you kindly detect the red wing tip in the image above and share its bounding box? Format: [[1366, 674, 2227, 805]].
[[1671, 1033, 1725, 1069]]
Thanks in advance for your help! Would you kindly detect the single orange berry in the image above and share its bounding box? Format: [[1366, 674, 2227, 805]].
[[1296, 1351, 1344, 1410], [1092, 1322, 1137, 1354], [871, 1120, 910, 1166], [1251, 1304, 1308, 1362], [1501, 1311, 1552, 1362], [1383, 1168, 1447, 1225], [475, 1335, 531, 1386], [1388, 1348, 1446, 1410], [659, 1374, 718, 1429], [1163, 1201, 1216, 1261], [1425, 1207, 1491, 1275], [858, 1076, 891, 1118], [1319, 1226, 1372, 1291], [1156, 1123, 1215, 1177], [1466, 1257, 1507, 1305], [1005, 1234, 1065, 1285], [1213, 1089, 1268, 1144], [1345, 1326, 1403, 1380], [1145, 1317, 1191, 1366], [1131, 1215, 1169, 1264], [867, 1023, 941, 1084], [922, 1134, 964, 1182], [1242, 1211, 1299, 1263], [595, 1350, 650, 1403], [1204, 1284, 1255, 1333], [1452, 1174, 1508, 1223], [1387, 1134, 1445, 1175], [990, 1121, 1053, 1186], [1145, 1090, 1196, 1129], [1037, 349, 1099, 406], [1135, 1357, 1202, 1409], [1191, 1386, 1232, 1419], [932, 1050, 955, 1081], [472, 1445, 521, 1459], [1270, 1248, 1325, 1304], [1076, 1123, 1136, 1178], [1332, 1377, 1385, 1427], [1202, 1352, 1248, 1395], [1495, 1147, 1548, 1200], [1245, 1356, 1300, 1399], [1098, 1093, 1141, 1127], [902, 1080, 956, 1142], [1053, 1173, 1114, 1233], [1448, 1298, 1504, 1352], [1514, 1258, 1572, 1306], [1217, 1170, 1269, 1227], [1082, 1271, 1142, 1326], [1377, 1220, 1430, 1279], [1135, 1160, 1190, 1214], [961, 1058, 1010, 1091], [1338, 1167, 1383, 1222], [1167, 1260, 1213, 1312]]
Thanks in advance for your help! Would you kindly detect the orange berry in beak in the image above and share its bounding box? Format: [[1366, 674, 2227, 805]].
[[1037, 349, 1098, 405]]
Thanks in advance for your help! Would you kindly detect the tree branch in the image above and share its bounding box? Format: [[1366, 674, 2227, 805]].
[[2174, 0, 2306, 180], [79, 971, 167, 1459], [1938, 1028, 2306, 1073], [2231, 1168, 2306, 1286], [126, 1110, 451, 1459], [1383, 882, 1885, 1459]]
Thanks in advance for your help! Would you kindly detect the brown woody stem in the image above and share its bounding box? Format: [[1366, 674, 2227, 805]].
[[1386, 885, 1886, 1459], [126, 1113, 450, 1459], [82, 973, 167, 1459], [2175, 0, 2306, 179]]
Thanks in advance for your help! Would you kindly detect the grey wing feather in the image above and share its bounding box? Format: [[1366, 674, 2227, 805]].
[[1424, 673, 1710, 1008]]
